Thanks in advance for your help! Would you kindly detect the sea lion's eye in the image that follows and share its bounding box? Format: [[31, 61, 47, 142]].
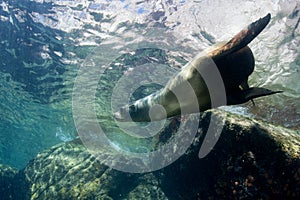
[[129, 104, 136, 113]]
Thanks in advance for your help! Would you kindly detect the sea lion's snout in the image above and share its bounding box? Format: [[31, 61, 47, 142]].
[[113, 110, 124, 121], [114, 106, 131, 122]]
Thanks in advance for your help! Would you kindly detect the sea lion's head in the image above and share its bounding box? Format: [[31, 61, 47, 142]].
[[114, 95, 167, 122], [114, 102, 150, 122]]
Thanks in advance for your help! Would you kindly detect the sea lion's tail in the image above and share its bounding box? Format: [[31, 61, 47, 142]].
[[210, 13, 271, 59]]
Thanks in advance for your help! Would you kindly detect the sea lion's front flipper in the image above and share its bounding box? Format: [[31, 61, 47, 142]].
[[242, 87, 282, 102], [239, 79, 250, 90], [210, 13, 271, 59], [227, 87, 282, 105], [239, 79, 256, 105]]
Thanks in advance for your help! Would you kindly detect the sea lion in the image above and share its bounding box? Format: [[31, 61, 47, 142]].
[[114, 13, 281, 122]]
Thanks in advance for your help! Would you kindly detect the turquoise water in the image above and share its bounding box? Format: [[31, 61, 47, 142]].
[[0, 0, 299, 169]]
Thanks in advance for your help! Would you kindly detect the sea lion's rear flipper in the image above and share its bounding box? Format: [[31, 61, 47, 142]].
[[227, 87, 282, 105], [210, 13, 271, 59]]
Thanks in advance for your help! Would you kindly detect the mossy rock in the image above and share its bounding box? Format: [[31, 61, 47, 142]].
[[20, 139, 165, 199]]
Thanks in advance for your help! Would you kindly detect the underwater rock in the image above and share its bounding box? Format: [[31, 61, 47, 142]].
[[2, 110, 299, 199], [157, 110, 300, 199], [0, 164, 17, 200]]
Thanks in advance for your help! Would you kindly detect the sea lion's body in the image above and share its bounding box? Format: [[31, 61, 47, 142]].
[[114, 14, 281, 122]]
